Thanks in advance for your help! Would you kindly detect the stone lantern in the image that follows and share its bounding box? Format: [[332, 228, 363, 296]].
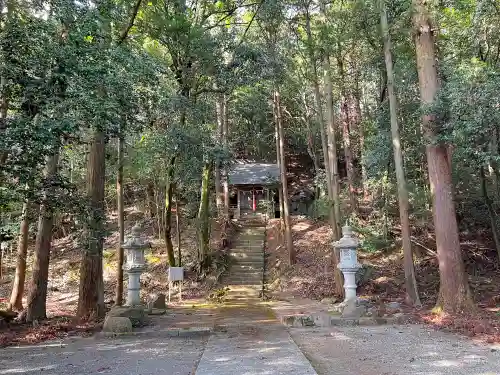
[[334, 225, 361, 302], [122, 224, 148, 306]]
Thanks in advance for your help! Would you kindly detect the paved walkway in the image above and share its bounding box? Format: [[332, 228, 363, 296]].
[[195, 290, 317, 375], [291, 325, 500, 375], [2, 290, 500, 375], [0, 335, 206, 375]]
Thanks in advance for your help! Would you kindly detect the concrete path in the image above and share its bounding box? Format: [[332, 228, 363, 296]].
[[291, 325, 500, 375], [194, 289, 317, 375], [0, 335, 206, 375], [3, 290, 499, 375]]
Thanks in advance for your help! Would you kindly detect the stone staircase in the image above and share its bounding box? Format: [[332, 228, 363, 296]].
[[223, 217, 266, 288]]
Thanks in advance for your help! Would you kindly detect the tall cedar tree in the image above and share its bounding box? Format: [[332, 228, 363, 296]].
[[381, 0, 420, 306], [412, 0, 473, 312]]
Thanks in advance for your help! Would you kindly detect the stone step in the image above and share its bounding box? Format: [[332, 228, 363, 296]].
[[239, 229, 266, 235], [231, 241, 265, 249], [232, 263, 265, 269], [226, 278, 263, 284], [232, 243, 264, 247], [235, 238, 265, 243], [230, 249, 264, 255], [233, 246, 264, 251], [239, 228, 266, 233], [225, 278, 263, 283], [236, 239, 265, 244], [231, 266, 264, 271], [229, 253, 263, 258], [233, 256, 265, 261], [239, 230, 266, 235], [227, 271, 263, 275], [227, 269, 263, 275], [229, 256, 264, 262], [225, 271, 263, 276], [224, 280, 263, 285], [233, 243, 264, 249], [230, 258, 264, 262], [231, 265, 264, 271], [232, 253, 264, 258], [238, 222, 265, 227], [229, 249, 264, 254], [225, 279, 263, 284], [231, 261, 264, 269]]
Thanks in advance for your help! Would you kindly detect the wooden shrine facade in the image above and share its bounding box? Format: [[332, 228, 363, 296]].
[[227, 161, 280, 219]]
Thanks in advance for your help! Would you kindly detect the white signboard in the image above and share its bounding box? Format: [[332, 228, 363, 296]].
[[168, 267, 184, 302], [168, 267, 184, 282]]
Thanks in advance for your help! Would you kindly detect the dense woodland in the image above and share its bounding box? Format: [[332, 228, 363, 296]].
[[0, 0, 499, 327]]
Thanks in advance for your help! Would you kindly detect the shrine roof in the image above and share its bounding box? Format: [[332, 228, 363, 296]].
[[228, 161, 280, 186]]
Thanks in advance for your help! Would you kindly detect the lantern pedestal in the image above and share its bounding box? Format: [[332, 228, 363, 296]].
[[334, 225, 361, 302], [339, 267, 359, 301], [126, 270, 143, 306], [122, 224, 148, 307]]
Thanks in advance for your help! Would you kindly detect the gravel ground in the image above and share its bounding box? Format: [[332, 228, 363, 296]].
[[290, 324, 500, 375], [0, 335, 207, 375]]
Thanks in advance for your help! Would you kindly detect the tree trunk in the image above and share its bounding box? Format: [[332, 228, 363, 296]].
[[354, 76, 367, 199], [413, 0, 473, 313], [215, 94, 224, 214], [8, 199, 30, 311], [381, 0, 421, 306], [302, 93, 321, 196], [0, 75, 8, 167], [323, 56, 342, 240], [164, 156, 176, 266], [115, 133, 124, 306], [273, 91, 285, 230], [318, 0, 344, 296], [322, 56, 345, 297], [26, 152, 59, 322], [222, 95, 230, 219], [274, 90, 295, 264], [480, 166, 500, 261], [77, 129, 106, 320], [198, 161, 211, 265], [338, 57, 358, 214], [175, 185, 182, 266], [304, 10, 337, 230], [155, 183, 164, 240], [146, 181, 156, 218]]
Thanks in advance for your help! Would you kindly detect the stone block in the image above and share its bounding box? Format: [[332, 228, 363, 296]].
[[107, 306, 147, 327], [358, 317, 379, 326], [148, 293, 167, 310], [341, 299, 367, 318], [148, 308, 167, 316], [313, 313, 333, 327], [386, 301, 402, 310], [281, 315, 313, 327], [282, 315, 296, 326], [329, 317, 359, 326], [321, 297, 338, 305], [387, 312, 407, 324], [102, 316, 133, 334], [178, 327, 211, 337], [301, 316, 315, 327]]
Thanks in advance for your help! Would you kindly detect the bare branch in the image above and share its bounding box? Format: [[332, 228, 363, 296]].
[[118, 0, 143, 45]]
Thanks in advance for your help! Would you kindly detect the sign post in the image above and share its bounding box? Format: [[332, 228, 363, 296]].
[[168, 267, 184, 302]]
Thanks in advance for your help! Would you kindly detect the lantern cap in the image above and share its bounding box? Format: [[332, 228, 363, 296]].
[[334, 225, 359, 249], [123, 223, 149, 249], [131, 224, 141, 236]]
